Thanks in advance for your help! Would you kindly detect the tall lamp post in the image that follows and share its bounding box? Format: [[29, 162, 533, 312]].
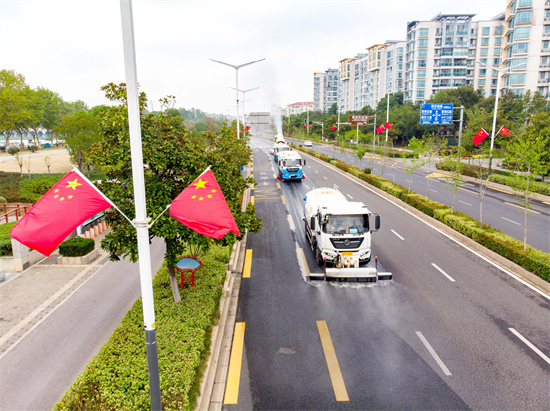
[[476, 60, 525, 173], [210, 58, 265, 139], [231, 86, 259, 128]]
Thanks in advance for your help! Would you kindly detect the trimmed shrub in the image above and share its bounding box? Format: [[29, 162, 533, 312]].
[[28, 145, 38, 153], [0, 196, 6, 204], [8, 146, 19, 155], [0, 222, 16, 256], [58, 237, 95, 257], [55, 245, 231, 410], [363, 168, 371, 175], [19, 175, 59, 203], [489, 174, 550, 196]]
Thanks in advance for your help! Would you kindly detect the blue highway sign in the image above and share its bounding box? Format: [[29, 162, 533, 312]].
[[420, 104, 454, 125]]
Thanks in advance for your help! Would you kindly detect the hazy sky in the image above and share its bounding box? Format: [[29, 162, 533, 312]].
[[1, 0, 506, 115]]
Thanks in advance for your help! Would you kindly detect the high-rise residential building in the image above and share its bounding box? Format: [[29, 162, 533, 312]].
[[313, 72, 324, 112], [323, 68, 340, 112], [502, 0, 549, 98], [338, 57, 355, 113], [384, 41, 407, 98], [472, 14, 506, 97]]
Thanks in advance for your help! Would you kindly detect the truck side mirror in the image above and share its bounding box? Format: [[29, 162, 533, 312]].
[[373, 215, 380, 231], [310, 216, 316, 231], [303, 159, 306, 165]]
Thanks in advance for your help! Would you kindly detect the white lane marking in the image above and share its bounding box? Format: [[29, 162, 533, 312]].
[[334, 184, 339, 189], [459, 200, 471, 206], [346, 194, 353, 200], [501, 217, 521, 226], [305, 184, 310, 189], [464, 183, 475, 187], [416, 331, 452, 376], [305, 152, 549, 299], [508, 328, 550, 365], [391, 229, 404, 241], [387, 173, 394, 177], [323, 176, 328, 180], [315, 170, 319, 173], [429, 189, 438, 193], [287, 214, 295, 230], [431, 263, 456, 282]]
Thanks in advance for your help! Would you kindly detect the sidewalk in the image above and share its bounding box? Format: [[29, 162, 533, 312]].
[[0, 232, 109, 357]]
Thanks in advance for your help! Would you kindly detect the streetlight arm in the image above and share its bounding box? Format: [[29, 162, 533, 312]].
[[209, 58, 237, 69], [237, 58, 266, 69]]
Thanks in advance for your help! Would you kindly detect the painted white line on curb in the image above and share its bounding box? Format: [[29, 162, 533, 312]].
[[431, 263, 456, 282], [416, 331, 452, 376], [391, 229, 404, 241], [287, 214, 295, 230], [509, 328, 550, 365]]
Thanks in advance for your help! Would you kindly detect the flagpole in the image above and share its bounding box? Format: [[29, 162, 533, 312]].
[[120, 1, 161, 410]]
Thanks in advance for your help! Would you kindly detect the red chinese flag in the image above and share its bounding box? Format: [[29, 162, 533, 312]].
[[498, 125, 511, 137], [10, 170, 113, 256], [376, 124, 386, 134], [245, 126, 251, 131], [169, 169, 240, 239], [385, 122, 393, 130], [330, 125, 337, 131], [472, 128, 489, 146]]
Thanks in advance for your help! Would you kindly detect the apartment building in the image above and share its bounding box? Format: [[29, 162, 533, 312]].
[[502, 0, 550, 98], [284, 101, 314, 117], [313, 68, 340, 113], [313, 72, 324, 112]]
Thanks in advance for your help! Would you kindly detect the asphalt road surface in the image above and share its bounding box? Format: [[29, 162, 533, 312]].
[[222, 136, 549, 410]]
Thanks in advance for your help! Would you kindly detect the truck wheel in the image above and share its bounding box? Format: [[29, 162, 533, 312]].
[[315, 247, 324, 266]]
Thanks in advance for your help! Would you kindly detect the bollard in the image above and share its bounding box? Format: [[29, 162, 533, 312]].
[[85, 231, 91, 239], [94, 225, 99, 236]]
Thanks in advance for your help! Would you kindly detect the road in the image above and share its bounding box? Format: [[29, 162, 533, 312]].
[[286, 137, 550, 254], [0, 239, 166, 411], [222, 136, 549, 410]]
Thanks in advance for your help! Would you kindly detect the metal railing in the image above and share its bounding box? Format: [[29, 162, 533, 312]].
[[0, 203, 33, 224]]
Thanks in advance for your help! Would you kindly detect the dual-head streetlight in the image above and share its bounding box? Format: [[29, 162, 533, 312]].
[[475, 60, 526, 172], [230, 86, 259, 127], [210, 58, 265, 139]]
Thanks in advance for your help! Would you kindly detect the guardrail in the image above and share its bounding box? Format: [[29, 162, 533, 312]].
[[0, 203, 33, 224]]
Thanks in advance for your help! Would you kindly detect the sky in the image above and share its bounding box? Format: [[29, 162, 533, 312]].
[[1, 0, 507, 116]]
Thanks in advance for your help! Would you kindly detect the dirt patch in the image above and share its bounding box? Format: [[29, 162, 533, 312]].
[[0, 152, 74, 174]]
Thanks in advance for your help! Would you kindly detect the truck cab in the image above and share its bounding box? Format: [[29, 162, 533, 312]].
[[277, 151, 305, 182]]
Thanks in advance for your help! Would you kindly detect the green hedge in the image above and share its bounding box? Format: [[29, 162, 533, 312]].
[[0, 222, 16, 256], [19, 175, 59, 203], [58, 237, 95, 257], [55, 245, 231, 410], [488, 174, 550, 196], [294, 145, 550, 281]]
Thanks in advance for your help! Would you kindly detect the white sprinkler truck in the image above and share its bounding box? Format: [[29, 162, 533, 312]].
[[277, 151, 305, 182], [303, 187, 391, 282]]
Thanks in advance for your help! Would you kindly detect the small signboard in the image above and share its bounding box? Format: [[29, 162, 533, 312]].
[[247, 112, 272, 125], [348, 115, 369, 126], [420, 104, 453, 125]]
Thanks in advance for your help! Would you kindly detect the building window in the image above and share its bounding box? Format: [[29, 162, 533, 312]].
[[479, 69, 487, 76], [512, 42, 529, 54], [482, 27, 490, 35], [418, 39, 428, 47], [478, 79, 486, 86], [510, 73, 526, 84], [518, 0, 532, 6], [416, 80, 425, 88], [495, 26, 503, 35], [481, 37, 490, 46], [516, 11, 532, 24], [494, 48, 501, 55], [515, 27, 530, 39], [417, 70, 426, 78], [416, 91, 425, 98], [495, 37, 502, 46], [481, 48, 489, 56]]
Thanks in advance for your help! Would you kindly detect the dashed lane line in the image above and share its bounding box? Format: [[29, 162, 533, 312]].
[[509, 328, 550, 366], [223, 322, 246, 404], [431, 263, 456, 282], [317, 321, 349, 401], [416, 331, 452, 376]]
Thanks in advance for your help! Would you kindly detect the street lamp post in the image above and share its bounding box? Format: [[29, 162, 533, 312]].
[[231, 86, 259, 128], [476, 60, 525, 173], [210, 58, 265, 139]]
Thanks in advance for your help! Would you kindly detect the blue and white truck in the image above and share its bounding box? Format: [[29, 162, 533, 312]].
[[277, 151, 305, 182]]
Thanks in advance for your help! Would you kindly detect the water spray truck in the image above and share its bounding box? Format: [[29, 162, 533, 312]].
[[277, 151, 305, 182], [303, 187, 392, 282]]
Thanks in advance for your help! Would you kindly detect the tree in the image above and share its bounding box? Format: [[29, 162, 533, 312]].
[[55, 111, 99, 171], [328, 102, 338, 115], [504, 124, 549, 250], [404, 137, 427, 192], [88, 83, 262, 302], [0, 69, 31, 148], [423, 133, 446, 200]]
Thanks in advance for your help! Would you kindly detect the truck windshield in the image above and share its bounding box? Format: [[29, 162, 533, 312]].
[[278, 147, 290, 152], [283, 159, 301, 167], [324, 214, 368, 234]]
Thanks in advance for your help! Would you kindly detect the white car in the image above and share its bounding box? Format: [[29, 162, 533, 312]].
[[304, 140, 313, 147]]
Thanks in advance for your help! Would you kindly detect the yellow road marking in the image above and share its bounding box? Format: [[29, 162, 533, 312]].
[[298, 248, 310, 278], [250, 195, 254, 205], [276, 182, 281, 189], [543, 201, 550, 206], [250, 167, 253, 172], [281, 195, 286, 204], [317, 321, 349, 401], [504, 202, 540, 214], [224, 322, 246, 404], [488, 186, 511, 194], [243, 249, 252, 278], [426, 172, 449, 179]]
